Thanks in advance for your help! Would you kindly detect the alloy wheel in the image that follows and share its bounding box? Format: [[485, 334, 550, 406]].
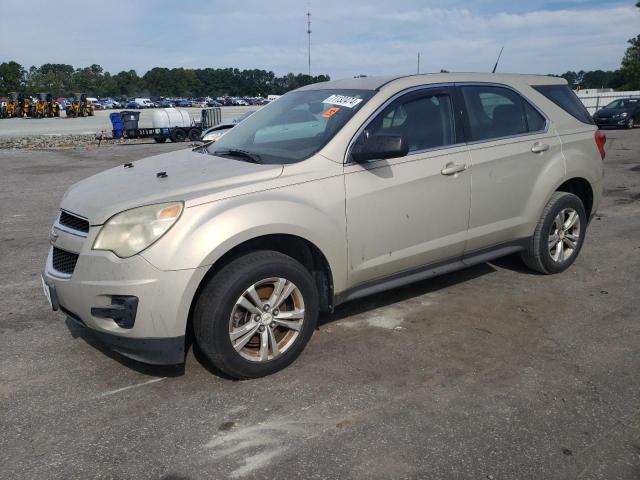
[[229, 277, 305, 362], [548, 207, 581, 263]]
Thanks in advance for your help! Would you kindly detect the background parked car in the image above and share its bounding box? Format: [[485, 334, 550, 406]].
[[100, 99, 116, 109], [176, 99, 192, 107], [593, 98, 639, 129], [156, 99, 175, 108]]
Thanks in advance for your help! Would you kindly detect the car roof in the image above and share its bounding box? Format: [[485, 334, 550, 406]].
[[295, 73, 566, 92]]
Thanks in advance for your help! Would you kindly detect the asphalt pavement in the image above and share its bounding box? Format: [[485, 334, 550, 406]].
[[1, 129, 639, 479]]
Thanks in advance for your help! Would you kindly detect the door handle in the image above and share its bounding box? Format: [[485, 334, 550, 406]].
[[441, 163, 467, 176], [531, 142, 550, 153]]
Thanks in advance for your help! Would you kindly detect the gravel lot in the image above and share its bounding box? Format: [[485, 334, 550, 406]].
[[1, 129, 639, 479], [0, 106, 256, 139]]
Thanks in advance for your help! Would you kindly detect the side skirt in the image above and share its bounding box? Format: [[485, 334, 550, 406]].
[[334, 239, 528, 307]]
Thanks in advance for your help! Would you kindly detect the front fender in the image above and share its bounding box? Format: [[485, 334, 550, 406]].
[[141, 176, 348, 292]]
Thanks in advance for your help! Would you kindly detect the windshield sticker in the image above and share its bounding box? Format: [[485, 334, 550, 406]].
[[323, 107, 340, 118], [322, 94, 363, 108]]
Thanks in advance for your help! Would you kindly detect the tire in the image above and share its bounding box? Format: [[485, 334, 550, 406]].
[[154, 137, 167, 143], [521, 192, 587, 274], [188, 128, 202, 141], [171, 128, 187, 142], [627, 118, 634, 129], [194, 250, 319, 379]]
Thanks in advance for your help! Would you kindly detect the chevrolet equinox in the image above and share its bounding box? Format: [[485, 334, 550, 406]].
[[42, 74, 607, 378]]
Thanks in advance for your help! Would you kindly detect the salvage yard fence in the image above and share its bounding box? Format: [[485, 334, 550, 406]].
[[577, 90, 640, 115]]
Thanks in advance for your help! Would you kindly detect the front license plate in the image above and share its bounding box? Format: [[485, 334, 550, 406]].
[[41, 275, 53, 309]]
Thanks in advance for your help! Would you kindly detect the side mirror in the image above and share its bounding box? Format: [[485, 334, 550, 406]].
[[350, 133, 409, 163]]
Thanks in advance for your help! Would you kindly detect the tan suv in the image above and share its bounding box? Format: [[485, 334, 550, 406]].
[[42, 73, 606, 378]]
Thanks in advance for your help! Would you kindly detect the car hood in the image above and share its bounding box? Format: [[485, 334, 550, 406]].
[[595, 108, 631, 117], [60, 148, 284, 224]]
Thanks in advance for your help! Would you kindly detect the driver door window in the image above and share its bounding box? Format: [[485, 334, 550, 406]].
[[362, 91, 455, 153]]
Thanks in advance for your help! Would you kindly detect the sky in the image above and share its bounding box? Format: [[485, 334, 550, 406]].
[[1, 0, 638, 79]]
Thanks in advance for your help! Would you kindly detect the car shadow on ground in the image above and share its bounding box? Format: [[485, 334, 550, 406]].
[[321, 261, 498, 325], [64, 317, 185, 378], [63, 255, 531, 379]]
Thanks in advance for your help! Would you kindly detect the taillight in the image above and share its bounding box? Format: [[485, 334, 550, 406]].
[[595, 130, 606, 161]]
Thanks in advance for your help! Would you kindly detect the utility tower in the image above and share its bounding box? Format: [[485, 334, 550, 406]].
[[306, 9, 312, 76]]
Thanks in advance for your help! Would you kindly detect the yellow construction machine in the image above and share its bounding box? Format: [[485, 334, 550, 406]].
[[1, 92, 20, 118], [65, 93, 94, 117], [46, 94, 61, 117], [33, 93, 48, 118], [16, 93, 33, 118]]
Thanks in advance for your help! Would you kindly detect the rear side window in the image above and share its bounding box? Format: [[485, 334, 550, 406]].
[[533, 84, 594, 125], [460, 85, 547, 142]]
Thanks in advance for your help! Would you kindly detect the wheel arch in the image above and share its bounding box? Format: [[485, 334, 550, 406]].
[[555, 177, 594, 219], [184, 233, 335, 351]]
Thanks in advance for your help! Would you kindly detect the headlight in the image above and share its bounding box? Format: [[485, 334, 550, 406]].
[[202, 130, 228, 143], [93, 202, 183, 258]]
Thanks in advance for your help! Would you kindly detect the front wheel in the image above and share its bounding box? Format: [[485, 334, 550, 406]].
[[194, 251, 319, 379], [521, 192, 587, 274], [626, 118, 635, 129]]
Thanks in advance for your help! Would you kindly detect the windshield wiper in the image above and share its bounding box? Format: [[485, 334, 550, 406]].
[[212, 149, 263, 164]]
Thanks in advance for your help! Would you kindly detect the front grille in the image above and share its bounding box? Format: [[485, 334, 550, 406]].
[[59, 210, 89, 233], [52, 247, 79, 275]]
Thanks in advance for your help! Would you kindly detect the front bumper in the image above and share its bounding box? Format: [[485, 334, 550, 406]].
[[43, 234, 207, 365], [54, 291, 185, 365]]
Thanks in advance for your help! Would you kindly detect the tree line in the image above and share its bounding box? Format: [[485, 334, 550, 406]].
[[0, 62, 330, 98]]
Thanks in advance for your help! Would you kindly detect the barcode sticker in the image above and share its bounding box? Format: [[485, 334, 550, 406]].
[[322, 94, 363, 108]]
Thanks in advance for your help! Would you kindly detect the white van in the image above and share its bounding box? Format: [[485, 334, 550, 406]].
[[134, 98, 155, 108]]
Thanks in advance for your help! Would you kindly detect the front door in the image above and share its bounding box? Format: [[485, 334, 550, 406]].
[[344, 86, 471, 287]]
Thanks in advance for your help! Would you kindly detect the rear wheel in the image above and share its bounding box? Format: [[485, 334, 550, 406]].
[[188, 128, 202, 141], [521, 192, 587, 274], [171, 128, 187, 142], [194, 251, 318, 379]]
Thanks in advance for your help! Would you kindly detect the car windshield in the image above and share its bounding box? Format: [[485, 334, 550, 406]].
[[206, 89, 375, 164]]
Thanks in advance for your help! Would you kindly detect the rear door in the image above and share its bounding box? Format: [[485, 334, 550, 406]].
[[345, 86, 471, 286], [456, 83, 564, 252]]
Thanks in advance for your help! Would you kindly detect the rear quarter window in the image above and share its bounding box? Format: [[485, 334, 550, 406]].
[[533, 85, 594, 125]]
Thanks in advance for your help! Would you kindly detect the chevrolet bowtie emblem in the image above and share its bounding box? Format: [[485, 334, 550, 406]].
[[49, 228, 59, 244]]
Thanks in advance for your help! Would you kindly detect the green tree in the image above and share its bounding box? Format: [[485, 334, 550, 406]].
[[26, 63, 74, 94], [112, 70, 142, 96], [0, 61, 25, 94], [620, 34, 640, 90]]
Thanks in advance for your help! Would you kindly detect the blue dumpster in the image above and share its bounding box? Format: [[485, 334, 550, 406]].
[[110, 112, 124, 138]]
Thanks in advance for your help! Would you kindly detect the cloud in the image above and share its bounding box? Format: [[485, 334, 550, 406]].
[[0, 0, 637, 80]]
